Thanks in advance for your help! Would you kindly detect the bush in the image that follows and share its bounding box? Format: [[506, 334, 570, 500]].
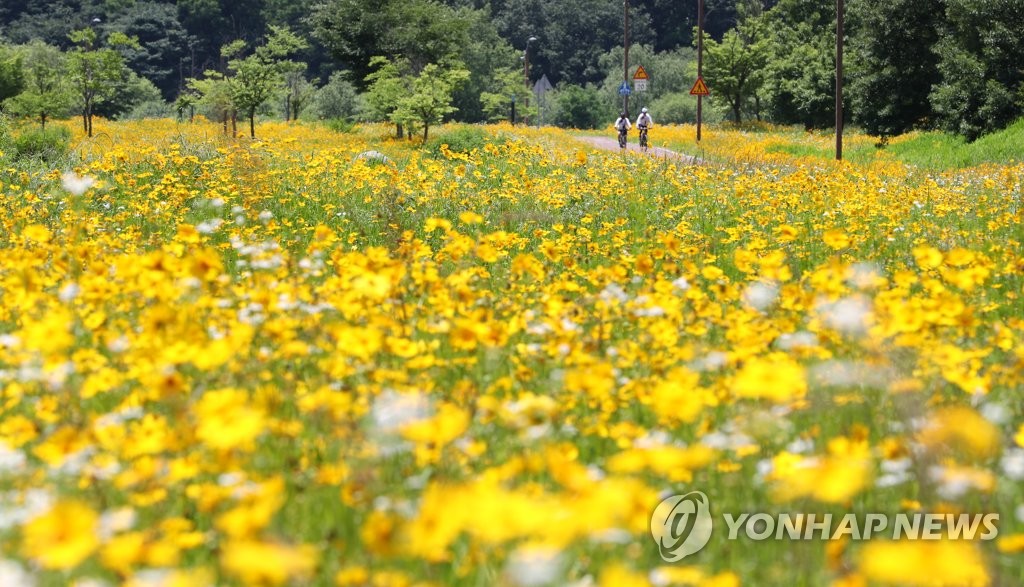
[[425, 125, 492, 155], [650, 93, 698, 124], [315, 72, 366, 121], [13, 125, 71, 161], [324, 118, 357, 134], [121, 99, 174, 120], [552, 85, 606, 129]]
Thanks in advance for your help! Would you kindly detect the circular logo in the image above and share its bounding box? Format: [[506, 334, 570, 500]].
[[651, 491, 713, 562]]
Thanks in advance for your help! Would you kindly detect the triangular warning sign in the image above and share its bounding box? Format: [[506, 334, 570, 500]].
[[689, 77, 710, 96], [633, 65, 650, 80]]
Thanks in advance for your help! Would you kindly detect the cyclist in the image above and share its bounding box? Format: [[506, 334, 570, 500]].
[[636, 107, 653, 151], [614, 112, 631, 149]]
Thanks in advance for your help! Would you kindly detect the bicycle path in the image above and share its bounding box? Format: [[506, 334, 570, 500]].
[[575, 135, 701, 164]]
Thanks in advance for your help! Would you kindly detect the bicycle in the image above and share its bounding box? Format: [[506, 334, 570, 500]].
[[618, 127, 628, 149], [638, 125, 649, 152]]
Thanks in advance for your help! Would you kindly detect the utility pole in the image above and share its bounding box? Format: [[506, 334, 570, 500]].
[[697, 0, 704, 142], [836, 0, 844, 160], [624, 0, 630, 116]]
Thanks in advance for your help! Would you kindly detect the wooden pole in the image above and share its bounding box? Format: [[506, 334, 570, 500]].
[[836, 0, 844, 160], [697, 0, 704, 142], [624, 0, 630, 117]]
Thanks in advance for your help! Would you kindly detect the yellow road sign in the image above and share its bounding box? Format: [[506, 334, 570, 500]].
[[689, 77, 710, 96], [633, 65, 650, 80]]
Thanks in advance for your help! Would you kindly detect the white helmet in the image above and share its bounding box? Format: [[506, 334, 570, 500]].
[[641, 107, 648, 113]]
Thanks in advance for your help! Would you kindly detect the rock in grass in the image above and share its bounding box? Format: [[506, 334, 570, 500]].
[[354, 150, 393, 166]]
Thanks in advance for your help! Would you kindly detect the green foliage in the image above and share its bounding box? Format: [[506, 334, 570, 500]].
[[883, 117, 1024, 169], [105, 1, 190, 100], [649, 92, 701, 124], [480, 67, 535, 123], [324, 118, 357, 133], [551, 84, 605, 129], [849, 0, 943, 138], [314, 72, 366, 121], [225, 26, 309, 137], [364, 56, 412, 137], [3, 41, 72, 128], [314, 0, 471, 87], [391, 62, 470, 141], [12, 124, 71, 161], [596, 44, 697, 107], [424, 125, 492, 155], [928, 0, 1024, 141], [703, 20, 769, 124], [66, 28, 138, 136], [760, 0, 837, 129], [0, 44, 25, 104]]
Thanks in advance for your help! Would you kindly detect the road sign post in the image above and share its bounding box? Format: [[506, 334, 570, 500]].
[[633, 65, 649, 98], [697, 0, 704, 142]]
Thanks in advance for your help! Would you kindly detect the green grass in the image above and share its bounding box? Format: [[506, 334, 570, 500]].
[[881, 118, 1024, 169]]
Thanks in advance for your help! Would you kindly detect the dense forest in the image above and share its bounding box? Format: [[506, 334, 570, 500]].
[[1, 0, 1022, 139]]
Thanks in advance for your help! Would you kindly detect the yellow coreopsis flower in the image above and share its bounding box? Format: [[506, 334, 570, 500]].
[[858, 540, 989, 587], [732, 355, 807, 403], [220, 539, 318, 585], [194, 388, 267, 452], [22, 501, 100, 569]]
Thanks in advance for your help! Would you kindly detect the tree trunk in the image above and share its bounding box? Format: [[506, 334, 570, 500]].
[[284, 94, 291, 122], [732, 99, 742, 124], [396, 123, 404, 139], [40, 112, 47, 130], [231, 112, 237, 137], [249, 109, 256, 138], [87, 106, 93, 137], [223, 112, 229, 135], [422, 123, 429, 142]]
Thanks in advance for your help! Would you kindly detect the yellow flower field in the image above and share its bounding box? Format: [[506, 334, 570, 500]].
[[0, 118, 1022, 586]]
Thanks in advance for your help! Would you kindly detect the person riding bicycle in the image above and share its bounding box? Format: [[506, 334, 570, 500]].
[[636, 107, 653, 131], [614, 112, 631, 148], [636, 107, 653, 149]]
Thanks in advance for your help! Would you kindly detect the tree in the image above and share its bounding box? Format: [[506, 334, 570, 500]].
[[105, 1, 190, 100], [480, 67, 535, 122], [314, 0, 471, 86], [552, 84, 606, 129], [226, 26, 308, 138], [391, 62, 469, 141], [190, 71, 235, 133], [929, 0, 1024, 140], [4, 41, 72, 129], [0, 43, 25, 105], [849, 0, 943, 138], [364, 56, 413, 138], [283, 70, 317, 121], [66, 28, 136, 137], [314, 71, 365, 120], [759, 0, 837, 129], [702, 20, 768, 123]]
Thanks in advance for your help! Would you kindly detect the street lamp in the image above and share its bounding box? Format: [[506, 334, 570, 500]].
[[523, 36, 537, 125]]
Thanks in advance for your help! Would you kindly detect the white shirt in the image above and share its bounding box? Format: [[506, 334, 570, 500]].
[[636, 113, 653, 128], [615, 117, 631, 131]]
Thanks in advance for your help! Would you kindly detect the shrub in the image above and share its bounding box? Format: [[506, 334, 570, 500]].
[[425, 125, 492, 155], [324, 118, 357, 134], [552, 85, 606, 129], [315, 72, 367, 121], [13, 125, 71, 161]]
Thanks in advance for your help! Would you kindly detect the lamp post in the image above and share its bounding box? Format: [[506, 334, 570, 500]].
[[523, 36, 537, 125]]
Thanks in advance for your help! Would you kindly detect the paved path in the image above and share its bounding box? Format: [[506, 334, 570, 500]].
[[575, 135, 700, 164]]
